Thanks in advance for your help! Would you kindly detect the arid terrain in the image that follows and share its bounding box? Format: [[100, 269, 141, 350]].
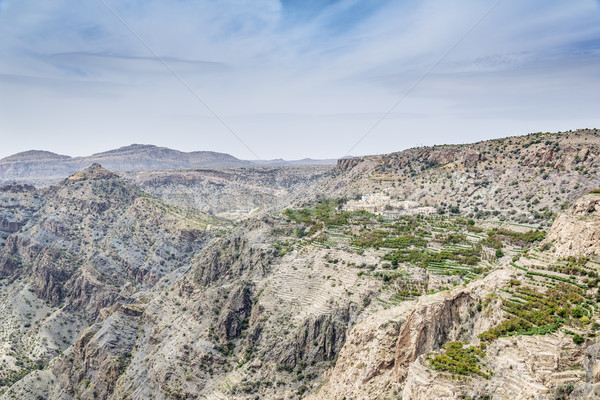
[[2, 129, 600, 400]]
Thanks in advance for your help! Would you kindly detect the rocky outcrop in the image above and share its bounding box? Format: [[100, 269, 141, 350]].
[[545, 193, 600, 257], [0, 252, 20, 277], [336, 158, 362, 172], [53, 312, 140, 400], [193, 235, 274, 285], [4, 234, 78, 305], [0, 183, 36, 193], [66, 163, 118, 182], [65, 268, 125, 320], [423, 147, 461, 166], [309, 270, 510, 400], [306, 304, 413, 400], [584, 343, 600, 384], [394, 290, 475, 379], [277, 305, 356, 368], [0, 217, 21, 234], [216, 284, 254, 341], [38, 216, 70, 238], [10, 163, 218, 295], [393, 147, 483, 169]]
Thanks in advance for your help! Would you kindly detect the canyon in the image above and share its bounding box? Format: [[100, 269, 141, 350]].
[[1, 129, 600, 399]]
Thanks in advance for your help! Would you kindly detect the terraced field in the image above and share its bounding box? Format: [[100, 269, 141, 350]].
[[278, 199, 550, 312], [478, 248, 600, 346]]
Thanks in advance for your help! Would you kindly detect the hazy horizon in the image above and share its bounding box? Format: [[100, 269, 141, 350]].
[[0, 142, 346, 161], [2, 128, 599, 163], [2, 0, 600, 160]]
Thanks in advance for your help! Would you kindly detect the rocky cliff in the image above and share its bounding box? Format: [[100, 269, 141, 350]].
[[545, 192, 600, 258]]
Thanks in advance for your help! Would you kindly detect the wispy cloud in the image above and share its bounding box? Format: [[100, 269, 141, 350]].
[[1, 0, 600, 159]]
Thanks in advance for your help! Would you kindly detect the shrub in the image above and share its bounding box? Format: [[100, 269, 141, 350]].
[[427, 342, 491, 379], [573, 334, 584, 344]]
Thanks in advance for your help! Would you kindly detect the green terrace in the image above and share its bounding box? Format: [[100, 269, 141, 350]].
[[427, 341, 493, 380], [279, 198, 551, 300], [479, 281, 591, 342], [481, 251, 600, 343]]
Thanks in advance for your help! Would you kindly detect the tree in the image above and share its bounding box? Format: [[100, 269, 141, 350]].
[[495, 249, 504, 258]]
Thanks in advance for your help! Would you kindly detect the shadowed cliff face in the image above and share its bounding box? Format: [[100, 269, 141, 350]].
[[277, 304, 357, 369], [53, 310, 140, 400]]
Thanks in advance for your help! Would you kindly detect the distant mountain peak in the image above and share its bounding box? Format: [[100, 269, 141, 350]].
[[66, 163, 117, 182], [117, 143, 158, 150], [1, 150, 72, 162]]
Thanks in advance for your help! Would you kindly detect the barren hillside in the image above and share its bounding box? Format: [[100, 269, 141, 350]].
[[2, 130, 600, 400]]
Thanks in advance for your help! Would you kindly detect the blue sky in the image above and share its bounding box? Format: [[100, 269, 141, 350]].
[[1, 0, 600, 160]]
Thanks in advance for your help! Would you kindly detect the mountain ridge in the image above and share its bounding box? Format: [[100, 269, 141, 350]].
[[0, 144, 339, 187]]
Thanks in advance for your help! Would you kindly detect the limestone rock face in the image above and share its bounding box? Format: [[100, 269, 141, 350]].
[[394, 290, 475, 379], [584, 344, 600, 384], [545, 193, 600, 257], [305, 305, 412, 400], [308, 288, 486, 400], [308, 270, 511, 400]]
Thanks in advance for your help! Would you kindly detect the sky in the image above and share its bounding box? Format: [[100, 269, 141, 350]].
[[1, 0, 600, 160]]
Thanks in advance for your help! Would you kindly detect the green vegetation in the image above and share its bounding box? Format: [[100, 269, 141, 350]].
[[525, 271, 587, 289], [280, 198, 543, 296], [283, 198, 353, 228], [486, 228, 546, 245], [428, 342, 491, 379], [384, 245, 481, 268], [480, 283, 588, 341], [352, 233, 426, 249], [573, 334, 585, 344]]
